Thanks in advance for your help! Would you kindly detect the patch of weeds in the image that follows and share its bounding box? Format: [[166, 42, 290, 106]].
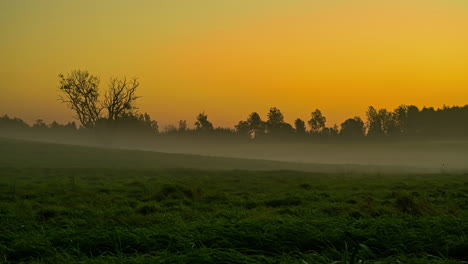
[[321, 206, 342, 216], [137, 204, 160, 215], [318, 192, 330, 198], [151, 184, 202, 201], [265, 197, 302, 208], [36, 207, 63, 221], [394, 194, 421, 215], [203, 193, 228, 203], [348, 211, 363, 219], [241, 201, 257, 209], [277, 208, 300, 216]]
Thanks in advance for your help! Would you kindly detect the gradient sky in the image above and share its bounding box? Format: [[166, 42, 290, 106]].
[[1, 0, 468, 128]]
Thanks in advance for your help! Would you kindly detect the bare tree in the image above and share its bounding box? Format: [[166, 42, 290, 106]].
[[103, 77, 140, 121], [58, 70, 102, 128]]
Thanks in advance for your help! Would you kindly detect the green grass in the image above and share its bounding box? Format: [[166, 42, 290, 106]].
[[0, 138, 467, 263]]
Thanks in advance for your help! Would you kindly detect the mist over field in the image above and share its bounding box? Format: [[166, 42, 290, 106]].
[[1, 129, 467, 174], [127, 138, 468, 173]]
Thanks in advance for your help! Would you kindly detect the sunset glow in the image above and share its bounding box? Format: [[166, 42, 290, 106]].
[[1, 0, 468, 127]]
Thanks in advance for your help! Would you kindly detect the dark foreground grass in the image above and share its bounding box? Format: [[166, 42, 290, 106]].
[[0, 168, 467, 263]]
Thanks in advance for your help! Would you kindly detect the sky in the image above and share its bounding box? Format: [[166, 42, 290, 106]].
[[1, 0, 468, 128]]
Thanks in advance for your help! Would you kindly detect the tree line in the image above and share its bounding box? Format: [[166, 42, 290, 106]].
[[1, 69, 468, 141]]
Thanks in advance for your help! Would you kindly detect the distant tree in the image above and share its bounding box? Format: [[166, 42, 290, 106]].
[[139, 113, 159, 134], [0, 115, 29, 130], [366, 106, 383, 137], [195, 112, 213, 131], [95, 111, 158, 135], [103, 77, 140, 121], [65, 122, 77, 130], [59, 70, 148, 130], [294, 118, 306, 134], [340, 117, 365, 138], [322, 124, 339, 137], [33, 119, 47, 129], [280, 123, 294, 134], [331, 124, 339, 136], [379, 108, 399, 136], [164, 124, 178, 134], [0, 115, 29, 137], [247, 112, 266, 137], [366, 106, 399, 137], [393, 105, 409, 133], [178, 120, 188, 132], [405, 105, 420, 135], [266, 107, 284, 131], [235, 112, 266, 138], [235, 120, 251, 137], [58, 70, 102, 128], [308, 109, 326, 134], [49, 121, 60, 129], [48, 121, 77, 132], [213, 127, 235, 135], [266, 107, 292, 135], [247, 112, 265, 133]]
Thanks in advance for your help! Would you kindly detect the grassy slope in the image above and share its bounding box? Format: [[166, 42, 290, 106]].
[[0, 137, 427, 173], [1, 137, 467, 263]]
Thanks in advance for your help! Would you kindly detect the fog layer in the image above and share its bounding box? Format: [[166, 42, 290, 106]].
[[1, 130, 466, 174]]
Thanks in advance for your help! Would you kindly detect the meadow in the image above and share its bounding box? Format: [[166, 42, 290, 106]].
[[0, 138, 467, 263]]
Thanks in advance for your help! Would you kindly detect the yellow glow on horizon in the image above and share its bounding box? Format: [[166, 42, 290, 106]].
[[1, 0, 468, 128]]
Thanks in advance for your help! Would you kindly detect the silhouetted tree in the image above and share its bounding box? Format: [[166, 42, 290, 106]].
[[103, 77, 140, 121], [266, 107, 292, 135], [0, 115, 29, 131], [164, 124, 177, 134], [340, 117, 365, 138], [178, 120, 187, 132], [213, 127, 235, 135], [235, 120, 250, 137], [308, 109, 326, 134], [405, 105, 420, 135], [65, 122, 77, 130], [47, 121, 77, 132], [322, 124, 339, 137], [379, 108, 398, 136], [58, 70, 102, 128], [235, 112, 266, 138], [49, 121, 61, 130], [366, 106, 383, 137], [139, 113, 159, 134], [294, 118, 306, 134], [247, 112, 265, 134], [267, 107, 284, 131], [195, 112, 213, 131], [393, 105, 410, 133], [33, 119, 47, 129], [366, 106, 399, 137]]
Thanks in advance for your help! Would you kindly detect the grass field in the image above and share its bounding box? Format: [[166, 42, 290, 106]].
[[0, 138, 467, 263]]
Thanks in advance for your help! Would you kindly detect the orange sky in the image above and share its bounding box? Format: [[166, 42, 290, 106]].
[[1, 0, 468, 128]]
